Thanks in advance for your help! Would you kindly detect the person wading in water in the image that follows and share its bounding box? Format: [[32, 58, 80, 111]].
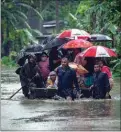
[[55, 57, 81, 101], [90, 64, 110, 99]]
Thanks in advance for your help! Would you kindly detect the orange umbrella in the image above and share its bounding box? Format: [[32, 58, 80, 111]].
[[69, 62, 88, 74], [62, 39, 93, 49]]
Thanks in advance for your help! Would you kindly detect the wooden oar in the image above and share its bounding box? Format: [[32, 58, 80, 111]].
[[9, 87, 22, 99], [9, 75, 36, 99]]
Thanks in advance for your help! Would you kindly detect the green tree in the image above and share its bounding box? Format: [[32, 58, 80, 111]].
[[1, 0, 43, 56], [63, 0, 121, 75]]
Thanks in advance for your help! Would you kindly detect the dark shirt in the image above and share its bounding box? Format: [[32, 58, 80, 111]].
[[20, 62, 41, 86], [49, 49, 60, 71], [57, 66, 79, 91], [84, 57, 95, 74], [93, 71, 110, 98]]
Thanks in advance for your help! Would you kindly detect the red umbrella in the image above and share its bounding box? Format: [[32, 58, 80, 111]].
[[77, 46, 117, 57], [57, 29, 90, 40], [62, 39, 93, 49]]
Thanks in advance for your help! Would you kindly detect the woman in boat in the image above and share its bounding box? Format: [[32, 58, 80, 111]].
[[78, 58, 95, 98], [49, 47, 61, 71], [38, 52, 50, 83], [20, 54, 45, 98], [46, 71, 58, 89]]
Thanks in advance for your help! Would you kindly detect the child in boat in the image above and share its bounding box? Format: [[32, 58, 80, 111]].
[[46, 71, 58, 89]]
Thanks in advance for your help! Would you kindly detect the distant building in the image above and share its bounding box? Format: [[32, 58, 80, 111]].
[[43, 20, 65, 35], [36, 20, 65, 44]]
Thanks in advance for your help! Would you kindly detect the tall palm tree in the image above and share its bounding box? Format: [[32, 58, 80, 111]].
[[1, 0, 43, 37], [1, 0, 43, 56]]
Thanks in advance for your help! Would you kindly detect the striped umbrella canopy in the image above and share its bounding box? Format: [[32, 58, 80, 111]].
[[77, 46, 117, 57], [57, 29, 90, 40]]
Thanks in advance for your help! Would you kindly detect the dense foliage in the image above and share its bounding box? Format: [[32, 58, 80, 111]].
[[1, 0, 121, 76], [65, 0, 121, 75], [1, 0, 43, 56]]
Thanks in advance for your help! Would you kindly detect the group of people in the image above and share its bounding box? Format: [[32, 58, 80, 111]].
[[18, 48, 113, 100]]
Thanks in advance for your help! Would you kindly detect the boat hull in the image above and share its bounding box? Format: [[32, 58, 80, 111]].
[[30, 87, 57, 98]]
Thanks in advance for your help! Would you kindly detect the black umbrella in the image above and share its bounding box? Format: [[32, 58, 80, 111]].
[[89, 34, 112, 42], [16, 44, 43, 66], [43, 37, 71, 50], [16, 49, 27, 66], [42, 35, 56, 45], [24, 44, 43, 54]]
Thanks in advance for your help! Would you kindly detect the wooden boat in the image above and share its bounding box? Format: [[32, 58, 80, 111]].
[[30, 87, 57, 99], [29, 87, 91, 99]]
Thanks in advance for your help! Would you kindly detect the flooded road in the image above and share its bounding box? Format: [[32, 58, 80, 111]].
[[1, 68, 121, 131]]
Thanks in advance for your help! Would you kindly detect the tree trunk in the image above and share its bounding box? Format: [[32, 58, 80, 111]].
[[56, 0, 59, 33], [4, 40, 12, 56], [111, 34, 114, 48], [1, 27, 4, 44], [6, 18, 9, 38], [90, 11, 96, 31], [3, 19, 11, 56]]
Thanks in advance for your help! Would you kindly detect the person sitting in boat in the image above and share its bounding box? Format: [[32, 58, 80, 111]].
[[49, 47, 61, 71], [38, 52, 50, 83], [55, 57, 81, 101], [90, 64, 110, 99], [20, 54, 45, 98], [98, 60, 114, 89], [77, 58, 94, 98], [46, 71, 58, 89]]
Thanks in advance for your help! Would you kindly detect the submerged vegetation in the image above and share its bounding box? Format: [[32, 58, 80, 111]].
[[1, 0, 121, 76]]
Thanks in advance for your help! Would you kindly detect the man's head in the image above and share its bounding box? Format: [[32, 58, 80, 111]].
[[61, 57, 69, 68], [98, 60, 105, 68], [28, 54, 36, 63], [94, 64, 100, 72]]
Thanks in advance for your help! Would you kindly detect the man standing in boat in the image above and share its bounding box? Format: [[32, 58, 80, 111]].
[[55, 57, 81, 101], [20, 54, 45, 98]]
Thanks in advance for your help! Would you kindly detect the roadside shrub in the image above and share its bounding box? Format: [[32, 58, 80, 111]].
[[1, 56, 17, 67]]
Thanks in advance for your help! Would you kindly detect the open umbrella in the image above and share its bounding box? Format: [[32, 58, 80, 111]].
[[24, 44, 43, 54], [57, 29, 91, 40], [16, 44, 43, 66], [89, 34, 112, 42], [77, 46, 117, 57], [42, 35, 56, 45], [16, 49, 26, 66], [42, 37, 71, 50], [69, 62, 88, 74], [62, 39, 93, 49]]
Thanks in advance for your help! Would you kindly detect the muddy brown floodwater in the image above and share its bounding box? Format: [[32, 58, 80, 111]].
[[1, 68, 121, 131]]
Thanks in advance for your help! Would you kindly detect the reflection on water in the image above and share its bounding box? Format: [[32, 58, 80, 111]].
[[1, 68, 121, 131]]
